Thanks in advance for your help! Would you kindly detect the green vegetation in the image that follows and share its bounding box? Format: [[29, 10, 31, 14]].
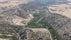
[[11, 36, 18, 40], [0, 35, 9, 38], [27, 14, 61, 40], [0, 33, 18, 40], [0, 35, 18, 40]]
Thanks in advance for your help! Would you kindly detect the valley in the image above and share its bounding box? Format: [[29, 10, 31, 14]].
[[0, 0, 71, 40]]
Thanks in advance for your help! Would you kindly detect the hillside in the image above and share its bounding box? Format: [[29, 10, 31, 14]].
[[0, 0, 71, 40]]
